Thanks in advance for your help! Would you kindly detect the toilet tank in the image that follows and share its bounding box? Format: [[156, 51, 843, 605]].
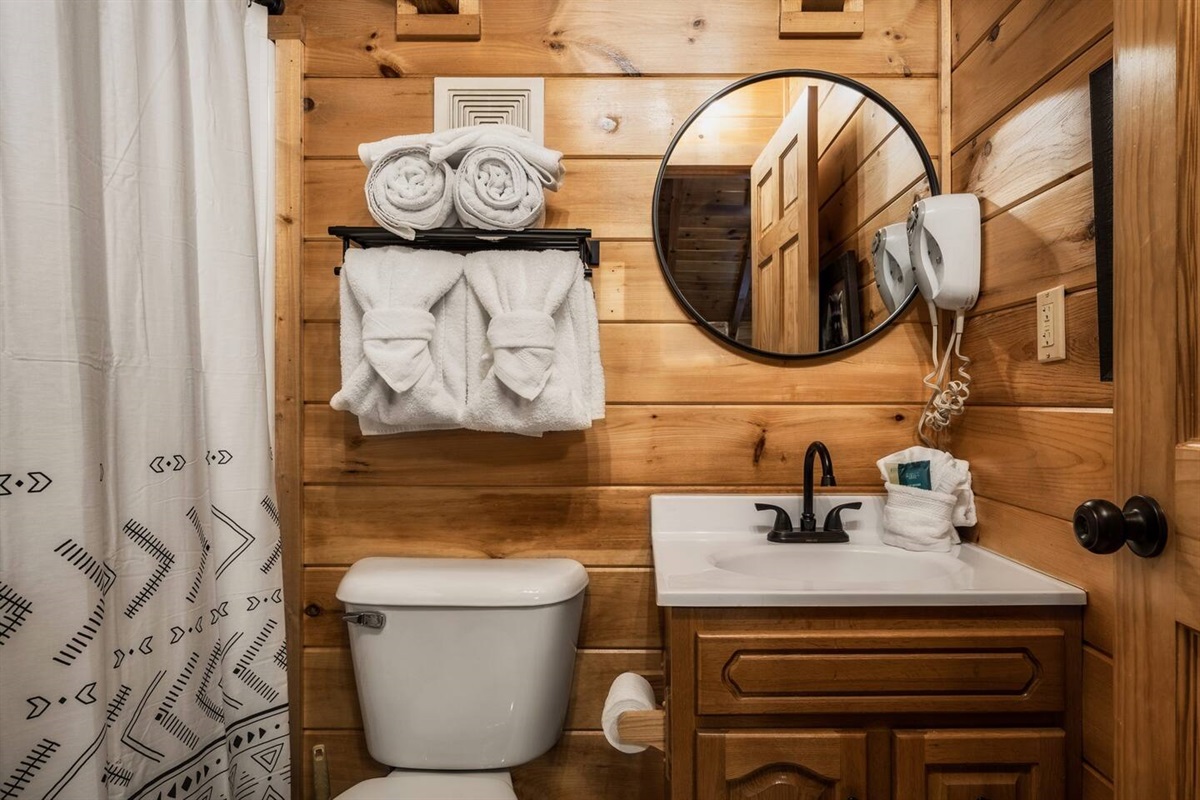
[[336, 557, 588, 770]]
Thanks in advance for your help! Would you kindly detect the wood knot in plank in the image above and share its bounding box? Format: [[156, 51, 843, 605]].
[[752, 431, 768, 465]]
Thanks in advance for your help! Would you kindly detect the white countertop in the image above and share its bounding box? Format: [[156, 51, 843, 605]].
[[651, 494, 1087, 608]]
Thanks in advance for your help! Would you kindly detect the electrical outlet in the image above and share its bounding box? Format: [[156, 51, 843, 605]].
[[1037, 285, 1066, 363]]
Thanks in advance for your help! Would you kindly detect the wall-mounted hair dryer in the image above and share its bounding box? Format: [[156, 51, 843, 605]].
[[904, 194, 982, 447], [906, 194, 981, 312], [870, 222, 915, 314]]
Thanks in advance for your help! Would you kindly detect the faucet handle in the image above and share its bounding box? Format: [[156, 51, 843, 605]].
[[755, 503, 794, 534], [822, 502, 862, 533]]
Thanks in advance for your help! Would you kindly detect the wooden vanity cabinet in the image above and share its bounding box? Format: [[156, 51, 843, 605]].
[[664, 607, 1082, 800]]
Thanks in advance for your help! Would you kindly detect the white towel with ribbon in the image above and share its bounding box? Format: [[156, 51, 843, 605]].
[[330, 247, 467, 434], [463, 249, 603, 436]]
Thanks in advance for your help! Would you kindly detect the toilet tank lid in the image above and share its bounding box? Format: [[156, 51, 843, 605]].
[[336, 557, 589, 607]]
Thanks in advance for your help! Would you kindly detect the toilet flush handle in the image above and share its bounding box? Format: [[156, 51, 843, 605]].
[[343, 611, 386, 630]]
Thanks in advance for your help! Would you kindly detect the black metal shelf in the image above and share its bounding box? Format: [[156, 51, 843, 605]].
[[329, 226, 599, 277]]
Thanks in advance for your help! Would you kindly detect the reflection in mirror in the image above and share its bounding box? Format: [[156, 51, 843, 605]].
[[655, 74, 937, 357]]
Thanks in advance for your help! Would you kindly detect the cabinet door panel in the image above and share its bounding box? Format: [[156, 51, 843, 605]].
[[893, 729, 1065, 800], [697, 731, 867, 800]]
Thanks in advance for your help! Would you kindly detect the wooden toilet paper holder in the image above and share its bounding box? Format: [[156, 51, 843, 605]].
[[616, 708, 666, 752]]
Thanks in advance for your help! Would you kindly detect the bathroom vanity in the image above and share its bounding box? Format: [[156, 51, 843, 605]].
[[652, 495, 1086, 800]]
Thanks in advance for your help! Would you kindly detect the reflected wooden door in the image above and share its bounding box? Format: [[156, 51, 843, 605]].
[[1112, 2, 1199, 798], [750, 86, 819, 353]]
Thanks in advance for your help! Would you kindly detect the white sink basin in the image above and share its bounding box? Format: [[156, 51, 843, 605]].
[[651, 494, 1086, 607], [710, 544, 966, 586]]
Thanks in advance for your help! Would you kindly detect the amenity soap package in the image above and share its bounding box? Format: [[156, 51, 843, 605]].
[[876, 446, 976, 552]]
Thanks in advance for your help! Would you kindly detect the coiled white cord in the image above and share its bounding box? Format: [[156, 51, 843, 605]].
[[918, 307, 972, 447]]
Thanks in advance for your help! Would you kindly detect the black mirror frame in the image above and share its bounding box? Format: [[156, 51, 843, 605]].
[[652, 69, 942, 360]]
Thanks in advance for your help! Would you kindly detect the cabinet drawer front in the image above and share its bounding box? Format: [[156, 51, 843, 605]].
[[696, 629, 1065, 715]]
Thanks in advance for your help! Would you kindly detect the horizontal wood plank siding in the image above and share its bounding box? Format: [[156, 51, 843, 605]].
[[293, 0, 938, 78], [285, 1, 941, 796], [950, 0, 1114, 786]]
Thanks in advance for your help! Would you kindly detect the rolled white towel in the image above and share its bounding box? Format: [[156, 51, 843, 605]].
[[428, 124, 566, 189], [363, 144, 457, 239], [463, 250, 599, 436], [362, 125, 565, 188], [601, 673, 656, 754], [453, 145, 548, 232]]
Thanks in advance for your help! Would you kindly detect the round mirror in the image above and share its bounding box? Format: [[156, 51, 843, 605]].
[[653, 70, 940, 359]]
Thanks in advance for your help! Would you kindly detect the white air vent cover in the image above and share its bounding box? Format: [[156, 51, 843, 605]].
[[434, 77, 545, 144]]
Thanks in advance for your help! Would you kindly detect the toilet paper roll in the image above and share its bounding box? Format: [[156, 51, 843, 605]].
[[601, 672, 657, 754]]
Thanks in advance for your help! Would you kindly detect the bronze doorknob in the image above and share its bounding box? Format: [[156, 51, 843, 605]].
[[1074, 495, 1168, 558]]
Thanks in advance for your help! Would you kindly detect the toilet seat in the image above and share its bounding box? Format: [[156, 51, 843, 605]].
[[335, 770, 518, 800]]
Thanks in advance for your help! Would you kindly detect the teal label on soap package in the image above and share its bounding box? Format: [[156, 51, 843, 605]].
[[896, 460, 932, 490]]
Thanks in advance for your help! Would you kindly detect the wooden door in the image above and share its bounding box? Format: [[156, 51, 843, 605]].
[[1111, 3, 1200, 799], [893, 729, 1066, 800], [750, 85, 819, 353], [696, 731, 867, 800]]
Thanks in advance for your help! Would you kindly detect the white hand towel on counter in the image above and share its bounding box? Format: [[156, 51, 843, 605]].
[[875, 446, 976, 552], [601, 673, 657, 754], [359, 133, 456, 239], [463, 249, 604, 436], [330, 247, 467, 435]]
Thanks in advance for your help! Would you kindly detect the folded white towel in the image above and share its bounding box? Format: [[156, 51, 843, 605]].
[[330, 247, 467, 435], [875, 446, 976, 552], [453, 145, 549, 231], [362, 142, 457, 240], [880, 483, 961, 552], [601, 673, 657, 755], [878, 445, 976, 526], [463, 249, 602, 436]]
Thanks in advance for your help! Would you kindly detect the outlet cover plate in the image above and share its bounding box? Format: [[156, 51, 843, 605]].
[[434, 77, 545, 144], [1037, 285, 1067, 363]]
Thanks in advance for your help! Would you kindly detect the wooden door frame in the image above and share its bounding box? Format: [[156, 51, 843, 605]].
[[268, 21, 306, 800], [1112, 1, 1199, 798]]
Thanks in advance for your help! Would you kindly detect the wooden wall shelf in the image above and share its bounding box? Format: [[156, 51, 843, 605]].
[[396, 0, 481, 41], [780, 0, 865, 39]]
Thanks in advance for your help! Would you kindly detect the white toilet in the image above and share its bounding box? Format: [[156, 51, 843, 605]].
[[333, 557, 589, 799]]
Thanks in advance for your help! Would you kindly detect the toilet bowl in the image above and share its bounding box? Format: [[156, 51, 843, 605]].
[[334, 770, 516, 800], [334, 557, 588, 800]]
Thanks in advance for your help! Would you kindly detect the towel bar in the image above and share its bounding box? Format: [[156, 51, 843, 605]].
[[615, 708, 666, 752], [329, 226, 598, 277]]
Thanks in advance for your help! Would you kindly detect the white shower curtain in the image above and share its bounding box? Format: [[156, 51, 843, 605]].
[[0, 2, 290, 799]]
